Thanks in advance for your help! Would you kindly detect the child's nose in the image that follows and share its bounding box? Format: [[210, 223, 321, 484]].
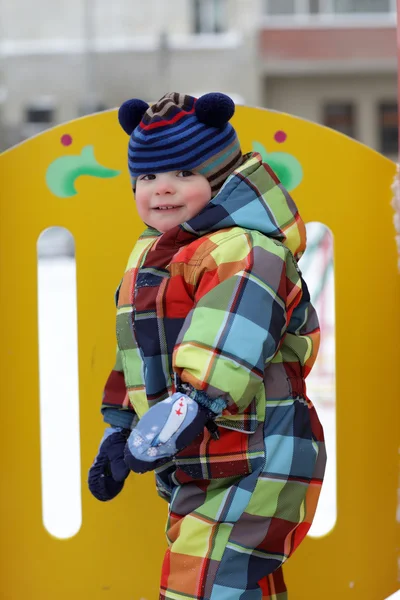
[[155, 177, 175, 195]]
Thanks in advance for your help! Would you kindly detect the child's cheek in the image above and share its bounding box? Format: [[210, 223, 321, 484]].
[[135, 192, 149, 215]]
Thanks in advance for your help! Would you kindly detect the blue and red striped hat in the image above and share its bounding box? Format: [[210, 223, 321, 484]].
[[118, 92, 243, 197]]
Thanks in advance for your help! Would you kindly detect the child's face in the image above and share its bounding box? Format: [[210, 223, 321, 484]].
[[135, 170, 212, 232]]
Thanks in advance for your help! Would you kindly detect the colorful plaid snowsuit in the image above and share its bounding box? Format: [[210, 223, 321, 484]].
[[102, 153, 326, 599]]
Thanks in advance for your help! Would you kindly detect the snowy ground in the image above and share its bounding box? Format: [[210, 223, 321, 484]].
[[37, 230, 336, 539], [37, 257, 82, 539]]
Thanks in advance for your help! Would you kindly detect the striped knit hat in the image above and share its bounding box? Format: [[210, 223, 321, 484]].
[[118, 92, 243, 197]]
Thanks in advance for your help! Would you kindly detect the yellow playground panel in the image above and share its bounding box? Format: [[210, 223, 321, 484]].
[[0, 105, 399, 599]]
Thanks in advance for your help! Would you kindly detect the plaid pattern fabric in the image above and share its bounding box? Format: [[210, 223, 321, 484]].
[[100, 152, 326, 596], [103, 153, 319, 434], [101, 349, 132, 410], [157, 409, 325, 599]]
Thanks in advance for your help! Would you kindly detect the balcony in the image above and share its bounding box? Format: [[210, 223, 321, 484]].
[[259, 0, 397, 74]]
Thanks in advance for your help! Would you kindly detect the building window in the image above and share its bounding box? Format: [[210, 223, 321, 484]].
[[379, 102, 398, 155], [22, 99, 55, 138], [193, 0, 227, 34], [25, 104, 54, 124], [265, 0, 393, 14], [323, 102, 355, 138], [18, 96, 56, 139], [333, 0, 391, 12], [266, 0, 295, 14]]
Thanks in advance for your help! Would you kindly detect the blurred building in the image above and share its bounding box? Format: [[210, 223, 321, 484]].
[[260, 0, 398, 160], [0, 0, 398, 157], [0, 0, 260, 148]]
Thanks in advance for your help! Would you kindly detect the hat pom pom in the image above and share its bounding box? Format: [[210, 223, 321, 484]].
[[195, 93, 235, 128], [118, 99, 150, 135]]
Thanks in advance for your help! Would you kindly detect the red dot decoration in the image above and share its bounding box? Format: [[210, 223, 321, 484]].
[[61, 134, 73, 146], [274, 131, 287, 143]]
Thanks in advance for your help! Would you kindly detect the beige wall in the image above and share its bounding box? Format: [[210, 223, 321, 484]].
[[0, 0, 84, 39], [0, 0, 184, 40], [0, 0, 251, 42], [0, 0, 261, 139], [264, 73, 397, 153], [94, 0, 193, 37], [2, 39, 259, 128]]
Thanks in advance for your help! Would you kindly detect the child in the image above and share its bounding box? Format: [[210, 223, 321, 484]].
[[88, 92, 326, 600]]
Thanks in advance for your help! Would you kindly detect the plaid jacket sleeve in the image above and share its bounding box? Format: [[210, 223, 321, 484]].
[[99, 279, 136, 428], [173, 229, 304, 415], [100, 349, 136, 428]]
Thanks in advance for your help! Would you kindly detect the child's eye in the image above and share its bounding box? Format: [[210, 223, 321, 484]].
[[177, 170, 194, 178], [139, 174, 156, 181]]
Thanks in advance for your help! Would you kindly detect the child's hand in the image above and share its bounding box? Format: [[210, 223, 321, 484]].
[[124, 393, 214, 474], [88, 427, 130, 501]]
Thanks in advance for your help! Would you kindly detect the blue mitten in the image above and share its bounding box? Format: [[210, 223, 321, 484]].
[[124, 393, 216, 473], [88, 427, 130, 501]]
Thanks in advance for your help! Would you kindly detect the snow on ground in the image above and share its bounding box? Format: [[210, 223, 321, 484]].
[[38, 257, 81, 539]]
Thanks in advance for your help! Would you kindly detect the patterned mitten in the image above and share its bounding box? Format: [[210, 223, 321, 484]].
[[124, 393, 215, 473], [88, 427, 130, 501]]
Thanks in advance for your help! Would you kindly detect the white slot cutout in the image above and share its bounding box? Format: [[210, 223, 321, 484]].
[[37, 227, 81, 539], [303, 222, 337, 537]]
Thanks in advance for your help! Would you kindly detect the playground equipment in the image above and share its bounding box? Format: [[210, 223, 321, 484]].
[[0, 105, 399, 598]]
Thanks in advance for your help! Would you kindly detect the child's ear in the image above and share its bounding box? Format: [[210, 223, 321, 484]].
[[195, 93, 235, 128], [118, 99, 150, 135]]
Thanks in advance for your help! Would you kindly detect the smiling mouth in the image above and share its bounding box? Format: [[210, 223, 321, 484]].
[[153, 205, 182, 211]]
